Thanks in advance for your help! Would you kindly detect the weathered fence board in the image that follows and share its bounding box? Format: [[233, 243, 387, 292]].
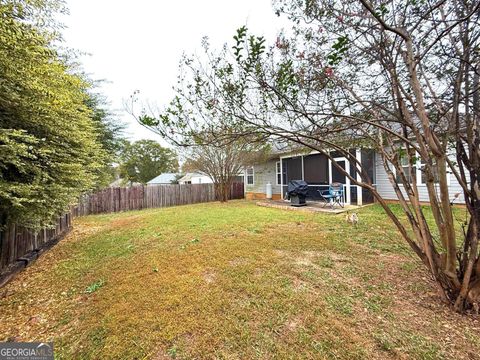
[[0, 212, 72, 273]]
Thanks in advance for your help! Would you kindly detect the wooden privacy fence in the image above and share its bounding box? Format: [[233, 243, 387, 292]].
[[73, 182, 244, 216], [0, 212, 72, 282]]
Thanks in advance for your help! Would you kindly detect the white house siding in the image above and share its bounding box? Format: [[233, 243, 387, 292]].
[[374, 152, 466, 204], [191, 175, 213, 184], [246, 160, 281, 197]]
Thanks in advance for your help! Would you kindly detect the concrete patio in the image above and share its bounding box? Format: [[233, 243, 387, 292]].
[[256, 199, 365, 214]]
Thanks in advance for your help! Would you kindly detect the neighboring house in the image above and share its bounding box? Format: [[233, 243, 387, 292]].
[[147, 173, 182, 185], [178, 172, 213, 184], [179, 173, 245, 185], [244, 147, 465, 205]]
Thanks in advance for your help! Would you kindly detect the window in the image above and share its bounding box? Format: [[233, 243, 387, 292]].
[[395, 150, 446, 186], [419, 158, 440, 184], [396, 150, 416, 184], [276, 162, 281, 185], [276, 161, 288, 185], [246, 167, 254, 185], [282, 161, 287, 184]]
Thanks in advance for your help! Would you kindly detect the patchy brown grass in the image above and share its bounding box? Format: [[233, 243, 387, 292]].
[[0, 201, 479, 359]]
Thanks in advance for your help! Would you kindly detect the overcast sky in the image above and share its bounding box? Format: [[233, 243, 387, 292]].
[[60, 0, 287, 143]]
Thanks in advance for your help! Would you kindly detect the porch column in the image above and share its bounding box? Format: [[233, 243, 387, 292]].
[[301, 156, 305, 181], [243, 167, 247, 197], [356, 149, 363, 206]]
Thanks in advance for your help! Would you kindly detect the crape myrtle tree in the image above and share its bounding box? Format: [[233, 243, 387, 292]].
[[180, 139, 268, 202], [141, 0, 480, 312], [136, 106, 269, 201], [129, 89, 269, 203]]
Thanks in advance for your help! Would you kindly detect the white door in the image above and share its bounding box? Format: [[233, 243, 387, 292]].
[[328, 157, 351, 205]]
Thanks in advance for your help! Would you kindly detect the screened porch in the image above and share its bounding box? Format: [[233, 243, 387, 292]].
[[277, 150, 376, 205]]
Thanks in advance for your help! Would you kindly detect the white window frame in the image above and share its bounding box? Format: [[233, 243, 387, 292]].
[[276, 161, 281, 185], [392, 151, 450, 186], [396, 151, 416, 184], [418, 157, 450, 186], [246, 166, 254, 185]]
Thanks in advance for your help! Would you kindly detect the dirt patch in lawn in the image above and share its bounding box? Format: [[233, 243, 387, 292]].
[[202, 270, 216, 284]]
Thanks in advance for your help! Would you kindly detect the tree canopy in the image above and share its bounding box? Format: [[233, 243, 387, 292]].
[[85, 91, 126, 188], [138, 0, 480, 312], [0, 1, 121, 228], [118, 140, 178, 184], [180, 139, 267, 201]]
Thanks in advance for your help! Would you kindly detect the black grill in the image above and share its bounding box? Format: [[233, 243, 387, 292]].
[[287, 180, 308, 207]]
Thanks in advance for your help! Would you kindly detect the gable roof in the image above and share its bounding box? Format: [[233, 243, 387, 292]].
[[147, 173, 181, 184], [178, 172, 208, 183]]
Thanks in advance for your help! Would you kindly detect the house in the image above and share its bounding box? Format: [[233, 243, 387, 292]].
[[178, 172, 213, 184], [147, 173, 181, 185], [178, 172, 245, 185], [244, 147, 465, 205]]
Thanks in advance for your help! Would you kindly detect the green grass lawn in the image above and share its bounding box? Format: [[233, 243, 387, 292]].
[[1, 201, 479, 359]]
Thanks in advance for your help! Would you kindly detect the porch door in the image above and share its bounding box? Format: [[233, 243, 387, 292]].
[[329, 157, 351, 205], [303, 153, 329, 200], [282, 157, 302, 198]]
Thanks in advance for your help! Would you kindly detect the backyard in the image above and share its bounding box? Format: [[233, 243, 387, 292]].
[[0, 201, 479, 359]]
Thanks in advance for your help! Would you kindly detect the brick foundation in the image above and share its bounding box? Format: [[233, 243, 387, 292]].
[[245, 192, 282, 200]]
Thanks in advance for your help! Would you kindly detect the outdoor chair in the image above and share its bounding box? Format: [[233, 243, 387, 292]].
[[318, 182, 344, 208]]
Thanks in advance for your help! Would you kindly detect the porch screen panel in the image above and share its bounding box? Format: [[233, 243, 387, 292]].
[[349, 149, 357, 178], [303, 154, 328, 184], [350, 185, 358, 204], [285, 157, 302, 182], [361, 149, 375, 203], [361, 149, 375, 182], [331, 160, 346, 183]]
